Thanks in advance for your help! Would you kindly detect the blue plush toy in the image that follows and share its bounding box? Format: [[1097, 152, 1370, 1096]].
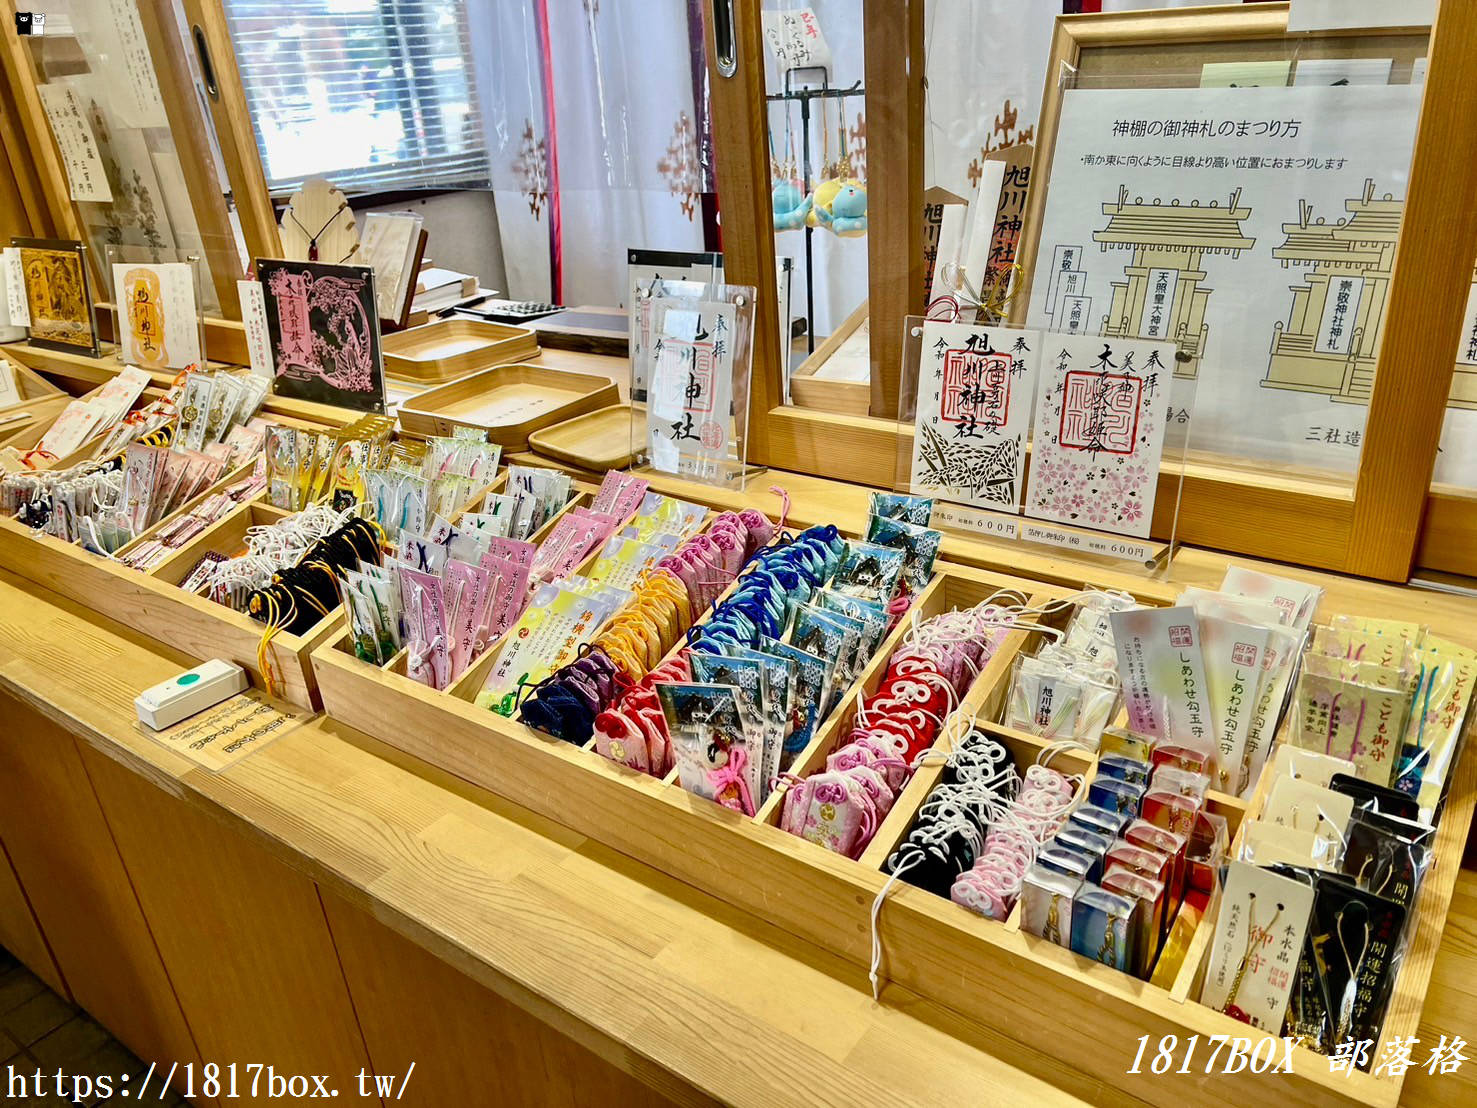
[[826, 180, 868, 237], [772, 180, 812, 231]]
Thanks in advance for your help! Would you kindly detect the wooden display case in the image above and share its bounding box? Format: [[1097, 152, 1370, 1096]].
[[0, 391, 377, 708], [0, 486, 339, 709], [312, 546, 1475, 1108]]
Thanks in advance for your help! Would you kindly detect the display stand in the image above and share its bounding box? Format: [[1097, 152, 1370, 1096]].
[[105, 247, 207, 372], [766, 70, 864, 356], [631, 278, 758, 489]]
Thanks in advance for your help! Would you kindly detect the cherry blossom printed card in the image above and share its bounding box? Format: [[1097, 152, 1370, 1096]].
[[1024, 333, 1175, 538], [909, 321, 1040, 511], [258, 259, 385, 414]]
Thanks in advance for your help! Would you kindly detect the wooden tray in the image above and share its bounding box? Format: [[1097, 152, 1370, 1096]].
[[0, 406, 388, 707], [0, 394, 72, 449], [789, 300, 872, 416], [0, 382, 167, 471], [382, 318, 539, 382], [341, 475, 601, 701], [526, 404, 638, 471], [397, 363, 619, 448], [311, 546, 1477, 1108]]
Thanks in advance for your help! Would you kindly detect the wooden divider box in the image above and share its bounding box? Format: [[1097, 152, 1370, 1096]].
[[311, 556, 1476, 1108], [0, 490, 338, 709], [0, 358, 66, 419], [0, 397, 386, 708]]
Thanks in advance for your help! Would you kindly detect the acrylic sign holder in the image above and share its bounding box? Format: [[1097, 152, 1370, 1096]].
[[629, 279, 758, 489], [105, 246, 208, 373], [895, 315, 1192, 576]]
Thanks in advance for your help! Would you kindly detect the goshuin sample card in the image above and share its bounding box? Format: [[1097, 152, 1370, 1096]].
[[909, 321, 1040, 511], [258, 259, 385, 413], [1024, 334, 1174, 538]]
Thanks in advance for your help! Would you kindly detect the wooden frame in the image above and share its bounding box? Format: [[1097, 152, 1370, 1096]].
[[178, 0, 283, 268], [861, 0, 923, 420], [716, 2, 1477, 583], [133, 0, 245, 318], [0, 0, 287, 322], [1018, 2, 1477, 585], [0, 1, 246, 317], [703, 0, 781, 465]]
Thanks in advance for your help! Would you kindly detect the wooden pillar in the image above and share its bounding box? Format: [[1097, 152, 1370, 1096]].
[[0, 3, 85, 244], [180, 0, 284, 267], [704, 0, 780, 465], [862, 0, 924, 420], [1347, 0, 1477, 580]]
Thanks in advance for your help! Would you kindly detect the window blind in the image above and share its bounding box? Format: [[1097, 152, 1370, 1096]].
[[224, 0, 491, 195]]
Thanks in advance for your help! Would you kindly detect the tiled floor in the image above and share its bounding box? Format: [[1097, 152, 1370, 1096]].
[[0, 946, 188, 1105]]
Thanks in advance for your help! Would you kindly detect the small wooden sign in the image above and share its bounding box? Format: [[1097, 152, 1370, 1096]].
[[137, 688, 312, 771]]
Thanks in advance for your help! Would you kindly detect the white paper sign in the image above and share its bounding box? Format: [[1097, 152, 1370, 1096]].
[[237, 280, 275, 379], [1060, 295, 1092, 335], [112, 262, 200, 369], [1024, 85, 1422, 474], [910, 321, 1040, 511], [627, 250, 720, 399], [1, 250, 30, 328], [37, 84, 114, 203], [646, 299, 737, 478], [1024, 332, 1175, 538], [961, 160, 1007, 296], [930, 501, 1022, 541], [761, 8, 832, 71], [1020, 522, 1157, 564], [101, 0, 169, 128]]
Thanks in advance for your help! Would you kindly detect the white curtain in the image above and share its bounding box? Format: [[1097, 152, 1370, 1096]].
[[470, 0, 712, 306]]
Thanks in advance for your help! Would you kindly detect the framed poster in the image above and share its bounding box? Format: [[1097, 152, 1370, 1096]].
[[13, 238, 99, 357], [257, 259, 386, 413]]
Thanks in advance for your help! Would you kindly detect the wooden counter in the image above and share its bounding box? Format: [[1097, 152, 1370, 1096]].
[[0, 568, 1116, 1106], [1, 461, 1475, 1103], [0, 560, 1474, 1107]]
